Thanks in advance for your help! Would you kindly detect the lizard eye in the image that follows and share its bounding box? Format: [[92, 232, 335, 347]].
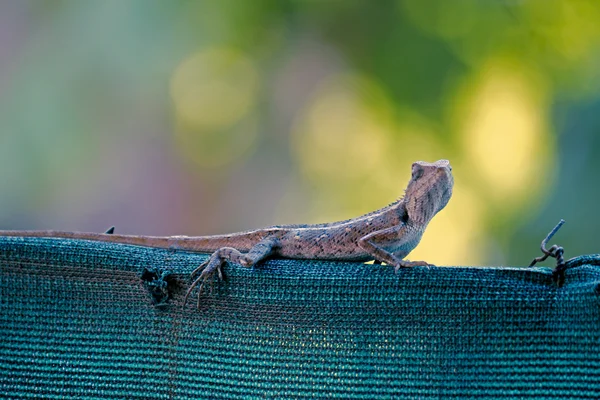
[[412, 165, 424, 180]]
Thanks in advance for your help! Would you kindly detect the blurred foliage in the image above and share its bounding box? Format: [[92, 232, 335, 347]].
[[0, 0, 599, 266]]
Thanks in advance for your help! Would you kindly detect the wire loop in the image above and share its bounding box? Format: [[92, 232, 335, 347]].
[[529, 219, 566, 286]]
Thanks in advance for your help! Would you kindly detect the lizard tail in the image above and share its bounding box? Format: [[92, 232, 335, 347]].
[[0, 230, 236, 253]]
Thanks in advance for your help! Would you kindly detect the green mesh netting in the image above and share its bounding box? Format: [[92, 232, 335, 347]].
[[1, 237, 599, 399]]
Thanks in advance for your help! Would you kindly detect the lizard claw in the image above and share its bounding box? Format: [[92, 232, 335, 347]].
[[183, 260, 208, 309], [183, 256, 225, 310], [395, 260, 434, 271]]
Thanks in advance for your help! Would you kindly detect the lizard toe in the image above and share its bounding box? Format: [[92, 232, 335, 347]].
[[396, 260, 433, 269], [239, 255, 253, 267], [183, 254, 227, 310], [190, 260, 209, 279], [411, 260, 433, 267]]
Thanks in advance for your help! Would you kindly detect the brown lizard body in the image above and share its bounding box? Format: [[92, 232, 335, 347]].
[[0, 160, 453, 308]]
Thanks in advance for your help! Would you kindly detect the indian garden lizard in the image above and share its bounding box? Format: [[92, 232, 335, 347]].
[[0, 159, 453, 308]]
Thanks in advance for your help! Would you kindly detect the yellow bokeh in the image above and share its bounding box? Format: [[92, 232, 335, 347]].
[[455, 58, 554, 209], [170, 47, 259, 130], [409, 180, 485, 266], [291, 73, 448, 191], [289, 73, 399, 223], [291, 73, 394, 183], [169, 46, 260, 168]]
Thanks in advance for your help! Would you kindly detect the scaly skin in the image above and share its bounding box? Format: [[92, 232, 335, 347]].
[[0, 160, 454, 309]]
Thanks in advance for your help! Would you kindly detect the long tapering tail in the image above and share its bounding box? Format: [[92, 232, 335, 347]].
[[0, 230, 252, 253]]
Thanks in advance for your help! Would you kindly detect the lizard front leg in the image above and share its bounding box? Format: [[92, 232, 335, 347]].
[[358, 225, 431, 270], [184, 237, 279, 309]]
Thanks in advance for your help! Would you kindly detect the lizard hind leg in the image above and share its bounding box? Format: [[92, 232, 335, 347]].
[[184, 247, 243, 309], [183, 237, 279, 310], [238, 237, 278, 267]]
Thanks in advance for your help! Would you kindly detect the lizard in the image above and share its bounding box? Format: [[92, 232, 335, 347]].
[[0, 159, 453, 309]]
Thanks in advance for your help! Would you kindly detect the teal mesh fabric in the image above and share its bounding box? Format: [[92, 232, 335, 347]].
[[1, 237, 599, 399]]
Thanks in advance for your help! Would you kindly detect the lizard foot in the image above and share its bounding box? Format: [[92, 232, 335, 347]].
[[395, 260, 434, 271], [183, 254, 225, 310]]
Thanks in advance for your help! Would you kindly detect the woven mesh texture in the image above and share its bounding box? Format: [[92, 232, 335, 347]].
[[1, 237, 599, 399]]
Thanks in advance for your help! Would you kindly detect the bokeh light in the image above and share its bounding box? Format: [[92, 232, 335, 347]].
[[171, 47, 259, 131], [292, 74, 394, 184], [170, 47, 260, 168], [456, 58, 554, 211]]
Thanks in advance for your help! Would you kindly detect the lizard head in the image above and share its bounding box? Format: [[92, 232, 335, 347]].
[[404, 159, 453, 226]]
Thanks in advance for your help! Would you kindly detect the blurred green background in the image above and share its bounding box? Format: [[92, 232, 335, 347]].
[[1, 0, 599, 267]]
